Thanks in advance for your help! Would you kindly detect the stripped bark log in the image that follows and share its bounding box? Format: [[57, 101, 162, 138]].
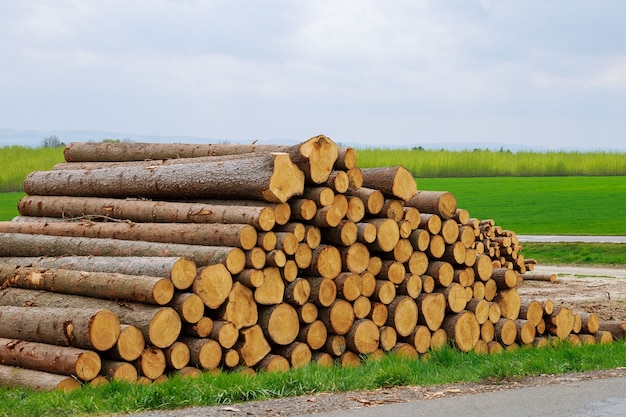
[[0, 233, 245, 270], [0, 255, 197, 290], [360, 167, 417, 202], [0, 264, 174, 305], [0, 364, 81, 391], [0, 305, 119, 352], [0, 338, 101, 381], [18, 195, 276, 231], [0, 288, 180, 349], [26, 152, 304, 203]]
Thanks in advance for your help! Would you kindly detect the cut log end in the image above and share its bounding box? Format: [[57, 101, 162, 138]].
[[264, 153, 306, 203], [90, 309, 122, 351]]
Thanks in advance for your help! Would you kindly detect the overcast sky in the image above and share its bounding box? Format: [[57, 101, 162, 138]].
[[1, 1, 625, 149]]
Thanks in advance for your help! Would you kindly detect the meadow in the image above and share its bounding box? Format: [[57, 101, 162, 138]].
[[0, 145, 64, 192]]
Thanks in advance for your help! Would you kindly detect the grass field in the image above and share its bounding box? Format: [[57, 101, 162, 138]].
[[417, 176, 626, 235], [0, 146, 64, 192], [356, 148, 626, 177]]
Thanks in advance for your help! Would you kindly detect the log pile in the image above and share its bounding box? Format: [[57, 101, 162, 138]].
[[0, 134, 622, 391]]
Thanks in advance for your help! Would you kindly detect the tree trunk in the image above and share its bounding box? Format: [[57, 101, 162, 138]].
[[1, 264, 174, 306], [426, 261, 454, 288], [547, 307, 575, 340], [0, 363, 82, 391], [0, 305, 119, 352], [339, 243, 370, 275], [378, 260, 406, 285], [352, 295, 372, 319], [494, 318, 517, 346], [307, 277, 337, 308], [255, 354, 290, 373], [360, 166, 417, 202], [323, 335, 347, 357], [442, 311, 480, 352], [297, 320, 327, 350], [193, 264, 233, 309], [234, 325, 271, 367], [578, 312, 600, 334], [168, 293, 205, 325], [406, 191, 458, 219], [345, 319, 380, 354], [419, 214, 442, 234], [25, 152, 305, 203], [0, 255, 197, 291], [407, 251, 428, 276], [346, 196, 365, 223], [134, 346, 166, 379], [364, 218, 400, 253], [209, 321, 239, 349], [318, 300, 355, 336], [0, 288, 180, 349], [284, 278, 311, 307], [345, 187, 384, 215], [402, 325, 431, 354], [397, 273, 422, 299], [100, 360, 138, 382], [19, 196, 278, 232], [0, 338, 101, 382], [106, 324, 145, 362], [218, 282, 258, 330], [258, 303, 299, 346], [416, 293, 447, 331], [273, 342, 312, 369], [377, 326, 398, 352], [386, 296, 419, 337], [518, 299, 544, 327], [371, 280, 396, 305], [427, 234, 446, 259], [335, 147, 357, 170], [183, 317, 214, 338], [521, 272, 558, 282], [495, 287, 521, 320], [321, 221, 357, 247], [0, 221, 258, 251], [436, 283, 468, 313], [0, 233, 245, 270], [368, 302, 388, 327], [597, 321, 626, 339], [254, 267, 285, 305], [179, 337, 222, 370], [491, 268, 518, 289], [302, 245, 342, 280], [164, 341, 191, 370], [333, 272, 362, 302], [514, 319, 536, 345]]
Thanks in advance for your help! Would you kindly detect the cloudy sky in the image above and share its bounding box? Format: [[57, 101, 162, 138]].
[[1, 1, 625, 149]]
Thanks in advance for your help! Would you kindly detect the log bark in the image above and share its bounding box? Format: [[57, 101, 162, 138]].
[[335, 147, 357, 170], [218, 282, 258, 330], [254, 267, 285, 305], [107, 324, 145, 362], [0, 221, 258, 251], [345, 187, 384, 215], [442, 311, 480, 352], [321, 220, 358, 247], [318, 300, 355, 336], [0, 338, 101, 381], [135, 346, 166, 379], [297, 320, 327, 350], [0, 255, 197, 291], [0, 363, 82, 391], [100, 360, 138, 382], [168, 293, 205, 324], [345, 319, 380, 354], [0, 305, 119, 352], [193, 264, 233, 309], [598, 320, 626, 339], [406, 191, 458, 220], [402, 325, 431, 354], [1, 264, 174, 306], [521, 272, 558, 282], [416, 293, 447, 331], [302, 245, 342, 280], [0, 233, 245, 270], [0, 288, 180, 349], [273, 342, 312, 369], [386, 296, 419, 337], [258, 303, 299, 346], [25, 152, 305, 203], [360, 166, 417, 202], [209, 321, 239, 349], [180, 337, 222, 370]]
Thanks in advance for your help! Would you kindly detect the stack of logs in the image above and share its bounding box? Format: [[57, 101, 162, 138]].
[[0, 135, 624, 391]]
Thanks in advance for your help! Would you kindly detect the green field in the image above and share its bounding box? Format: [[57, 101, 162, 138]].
[[417, 176, 626, 235], [356, 148, 626, 177], [0, 146, 64, 192]]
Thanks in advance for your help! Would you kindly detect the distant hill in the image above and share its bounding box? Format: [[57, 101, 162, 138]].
[[1, 128, 623, 152]]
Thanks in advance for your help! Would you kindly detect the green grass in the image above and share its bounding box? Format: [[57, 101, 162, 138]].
[[522, 243, 626, 266], [356, 148, 626, 177], [0, 146, 65, 192], [1, 342, 625, 417], [0, 192, 24, 221], [417, 176, 626, 235]]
